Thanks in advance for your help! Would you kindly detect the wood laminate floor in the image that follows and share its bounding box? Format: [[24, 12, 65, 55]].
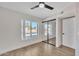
[[0, 41, 75, 56]]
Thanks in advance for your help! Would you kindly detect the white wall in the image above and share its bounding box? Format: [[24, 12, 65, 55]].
[[56, 17, 62, 47], [0, 7, 43, 54], [75, 3, 79, 56]]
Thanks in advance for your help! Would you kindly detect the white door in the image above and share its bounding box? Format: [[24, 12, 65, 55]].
[[62, 18, 75, 49]]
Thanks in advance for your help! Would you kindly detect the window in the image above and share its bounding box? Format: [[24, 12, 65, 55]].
[[24, 20, 38, 39], [32, 22, 38, 36], [25, 20, 31, 37]]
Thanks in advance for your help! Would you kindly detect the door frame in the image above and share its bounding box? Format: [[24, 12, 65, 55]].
[[42, 19, 56, 46], [56, 15, 76, 47]]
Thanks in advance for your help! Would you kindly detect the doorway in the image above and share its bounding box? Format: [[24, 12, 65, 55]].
[[62, 16, 75, 49]]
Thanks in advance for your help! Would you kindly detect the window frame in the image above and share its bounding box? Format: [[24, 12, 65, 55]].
[[24, 20, 38, 40]]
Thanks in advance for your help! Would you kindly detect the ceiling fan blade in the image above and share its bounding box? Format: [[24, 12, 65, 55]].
[[31, 5, 39, 9], [45, 4, 54, 10], [39, 2, 45, 4]]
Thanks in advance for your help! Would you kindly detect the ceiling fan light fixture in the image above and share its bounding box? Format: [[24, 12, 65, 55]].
[[39, 3, 44, 8], [31, 2, 54, 10]]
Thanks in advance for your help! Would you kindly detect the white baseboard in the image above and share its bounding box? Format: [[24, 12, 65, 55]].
[[0, 39, 43, 55]]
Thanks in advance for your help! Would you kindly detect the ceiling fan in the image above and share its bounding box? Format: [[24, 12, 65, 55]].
[[31, 2, 54, 10]]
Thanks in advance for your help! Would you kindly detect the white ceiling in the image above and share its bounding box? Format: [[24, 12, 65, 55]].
[[0, 2, 73, 19]]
